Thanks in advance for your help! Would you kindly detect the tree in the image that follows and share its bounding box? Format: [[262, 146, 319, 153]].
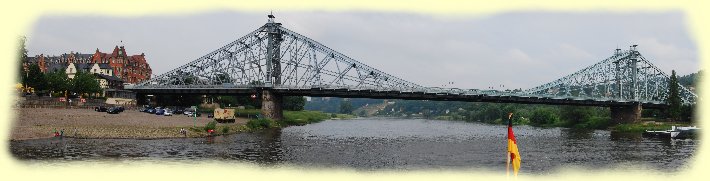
[[26, 64, 46, 93], [19, 66, 28, 92], [667, 70, 682, 121], [559, 106, 593, 126], [358, 110, 368, 117], [282, 96, 306, 111], [45, 69, 70, 95], [18, 36, 28, 83], [339, 99, 354, 114], [680, 104, 694, 122], [530, 108, 559, 126], [71, 71, 102, 97]]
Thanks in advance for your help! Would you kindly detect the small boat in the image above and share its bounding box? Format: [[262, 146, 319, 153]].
[[642, 126, 700, 139], [669, 126, 700, 139], [642, 130, 671, 138]]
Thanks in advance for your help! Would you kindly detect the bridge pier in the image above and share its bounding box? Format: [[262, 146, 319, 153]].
[[261, 89, 284, 120], [610, 103, 641, 124]]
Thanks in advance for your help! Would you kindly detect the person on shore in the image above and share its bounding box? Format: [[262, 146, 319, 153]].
[[60, 129, 64, 138], [53, 128, 59, 137], [179, 128, 187, 137]]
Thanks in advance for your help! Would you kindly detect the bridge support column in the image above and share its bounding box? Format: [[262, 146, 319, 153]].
[[610, 103, 641, 124], [261, 89, 283, 120]]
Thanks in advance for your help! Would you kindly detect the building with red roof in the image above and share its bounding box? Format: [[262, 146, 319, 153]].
[[91, 46, 152, 83]]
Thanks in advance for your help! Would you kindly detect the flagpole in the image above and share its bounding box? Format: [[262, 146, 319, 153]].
[[506, 112, 513, 178], [506, 151, 510, 177]]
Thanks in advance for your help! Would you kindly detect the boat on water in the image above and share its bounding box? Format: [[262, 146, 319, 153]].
[[642, 126, 700, 139]]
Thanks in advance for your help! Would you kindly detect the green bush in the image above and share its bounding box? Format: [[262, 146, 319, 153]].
[[204, 121, 217, 132], [582, 116, 610, 129], [530, 108, 559, 126], [247, 118, 275, 129], [221, 126, 229, 134], [283, 110, 330, 125]]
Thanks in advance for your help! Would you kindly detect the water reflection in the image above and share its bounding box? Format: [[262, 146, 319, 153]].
[[10, 118, 698, 173], [610, 131, 643, 141]]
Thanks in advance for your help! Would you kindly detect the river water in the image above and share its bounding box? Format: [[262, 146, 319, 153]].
[[9, 118, 699, 174]]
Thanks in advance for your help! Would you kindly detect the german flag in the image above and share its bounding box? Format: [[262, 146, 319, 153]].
[[507, 112, 521, 176]]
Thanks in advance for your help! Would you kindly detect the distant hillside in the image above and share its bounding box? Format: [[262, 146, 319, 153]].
[[678, 70, 701, 87], [678, 70, 701, 93]]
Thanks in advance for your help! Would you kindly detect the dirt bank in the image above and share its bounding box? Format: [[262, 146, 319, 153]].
[[10, 108, 248, 140]]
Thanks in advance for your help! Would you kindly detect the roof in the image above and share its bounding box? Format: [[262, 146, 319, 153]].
[[45, 56, 61, 63], [75, 53, 93, 60], [97, 63, 112, 69], [95, 73, 123, 82], [25, 57, 38, 64], [46, 63, 68, 72], [75, 63, 92, 70]]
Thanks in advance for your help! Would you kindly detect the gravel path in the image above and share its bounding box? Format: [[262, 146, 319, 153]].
[[10, 108, 248, 140]]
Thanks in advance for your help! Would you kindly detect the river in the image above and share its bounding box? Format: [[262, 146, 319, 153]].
[[9, 118, 698, 174]]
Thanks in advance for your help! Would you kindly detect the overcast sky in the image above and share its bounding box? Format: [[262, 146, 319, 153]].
[[26, 11, 698, 90]]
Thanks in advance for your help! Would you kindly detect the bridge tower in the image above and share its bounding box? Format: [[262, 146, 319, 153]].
[[261, 13, 284, 120], [610, 103, 642, 124], [610, 45, 641, 124]]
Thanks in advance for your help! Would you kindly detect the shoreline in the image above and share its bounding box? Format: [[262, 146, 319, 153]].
[[10, 108, 351, 141], [384, 115, 693, 133], [11, 131, 246, 141], [10, 108, 250, 141], [9, 126, 250, 141]]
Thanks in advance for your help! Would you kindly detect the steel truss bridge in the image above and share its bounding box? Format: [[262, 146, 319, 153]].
[[127, 16, 698, 113]]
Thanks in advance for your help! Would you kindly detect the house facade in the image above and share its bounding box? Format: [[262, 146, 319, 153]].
[[90, 46, 152, 83]]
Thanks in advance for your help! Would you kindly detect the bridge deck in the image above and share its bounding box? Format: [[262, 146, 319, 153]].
[[126, 87, 666, 109]]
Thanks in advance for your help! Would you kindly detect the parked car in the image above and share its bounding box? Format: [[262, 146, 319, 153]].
[[95, 106, 108, 112], [186, 111, 201, 117], [115, 106, 125, 112], [107, 107, 121, 114], [139, 106, 152, 112], [155, 108, 165, 115], [163, 110, 173, 116], [146, 108, 156, 114], [173, 108, 184, 115], [207, 113, 214, 118]]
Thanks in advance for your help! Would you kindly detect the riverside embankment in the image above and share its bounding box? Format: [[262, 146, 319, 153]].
[[10, 108, 351, 141]]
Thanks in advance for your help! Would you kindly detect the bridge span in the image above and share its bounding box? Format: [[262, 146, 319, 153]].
[[127, 14, 697, 124]]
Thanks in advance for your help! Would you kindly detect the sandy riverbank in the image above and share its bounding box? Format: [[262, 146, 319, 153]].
[[10, 108, 248, 141]]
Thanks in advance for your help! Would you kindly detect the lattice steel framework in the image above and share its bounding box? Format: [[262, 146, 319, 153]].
[[133, 16, 697, 106], [134, 17, 423, 91], [524, 45, 698, 105]]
